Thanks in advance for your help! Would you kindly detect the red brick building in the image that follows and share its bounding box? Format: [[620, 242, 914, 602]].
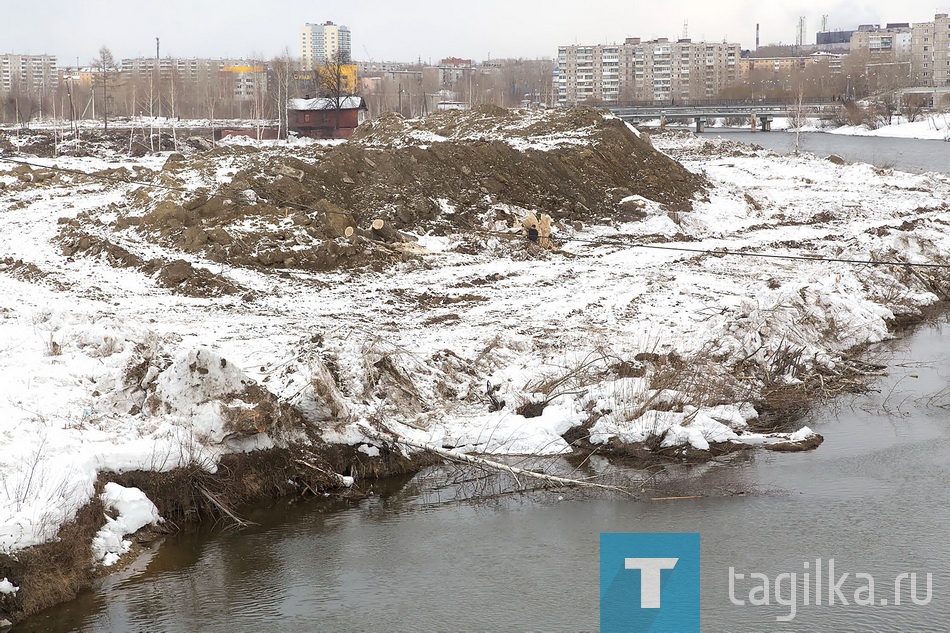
[[288, 96, 368, 139]]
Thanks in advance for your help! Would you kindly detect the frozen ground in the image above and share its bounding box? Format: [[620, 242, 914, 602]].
[[1, 116, 948, 558]]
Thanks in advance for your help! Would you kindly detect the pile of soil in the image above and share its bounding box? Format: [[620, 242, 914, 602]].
[[59, 107, 705, 278]]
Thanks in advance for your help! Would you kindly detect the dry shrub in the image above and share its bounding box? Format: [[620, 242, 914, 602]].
[[0, 496, 104, 622]]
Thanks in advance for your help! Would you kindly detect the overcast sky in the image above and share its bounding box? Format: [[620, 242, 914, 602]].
[[4, 1, 948, 65]]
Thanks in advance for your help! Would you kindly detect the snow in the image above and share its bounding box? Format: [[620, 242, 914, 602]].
[[1, 121, 949, 560], [789, 426, 816, 442], [0, 577, 18, 594], [826, 114, 950, 141], [664, 112, 950, 141], [91, 483, 162, 567], [357, 444, 380, 457]]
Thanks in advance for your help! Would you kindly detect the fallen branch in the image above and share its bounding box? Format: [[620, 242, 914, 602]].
[[295, 458, 354, 488], [362, 426, 637, 497], [197, 486, 257, 528]]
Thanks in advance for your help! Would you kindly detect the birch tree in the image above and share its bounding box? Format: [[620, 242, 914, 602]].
[[270, 49, 296, 139]]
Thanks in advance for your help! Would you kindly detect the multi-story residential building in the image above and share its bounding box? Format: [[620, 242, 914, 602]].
[[850, 24, 912, 60], [300, 21, 352, 68], [740, 55, 812, 78], [911, 13, 950, 86], [556, 37, 740, 105], [738, 52, 843, 97], [556, 44, 618, 103], [0, 54, 58, 94], [120, 57, 268, 101], [936, 13, 950, 87], [356, 60, 413, 74]]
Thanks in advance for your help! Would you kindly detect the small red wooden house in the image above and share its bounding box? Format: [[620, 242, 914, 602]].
[[288, 96, 368, 139]]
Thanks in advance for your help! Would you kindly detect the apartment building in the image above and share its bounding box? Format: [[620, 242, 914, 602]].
[[911, 13, 950, 86], [300, 21, 352, 68], [120, 57, 267, 100], [556, 37, 740, 105], [0, 54, 58, 94], [850, 24, 912, 60]]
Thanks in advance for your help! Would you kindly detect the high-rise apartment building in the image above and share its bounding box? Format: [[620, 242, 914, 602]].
[[300, 21, 352, 68], [0, 54, 58, 94], [911, 13, 950, 86], [556, 38, 740, 105]]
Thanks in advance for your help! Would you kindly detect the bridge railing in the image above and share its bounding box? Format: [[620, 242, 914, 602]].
[[609, 103, 836, 120]]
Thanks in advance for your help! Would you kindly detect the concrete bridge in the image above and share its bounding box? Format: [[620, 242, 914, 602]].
[[609, 103, 830, 132]]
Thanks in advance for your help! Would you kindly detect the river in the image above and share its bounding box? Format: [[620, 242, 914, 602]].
[[710, 130, 950, 175], [13, 136, 950, 633]]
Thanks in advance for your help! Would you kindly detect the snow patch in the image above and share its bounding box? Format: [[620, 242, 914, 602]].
[[91, 483, 162, 567]]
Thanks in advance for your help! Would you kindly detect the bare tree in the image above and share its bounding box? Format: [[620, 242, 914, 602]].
[[316, 50, 359, 130], [791, 82, 806, 152], [270, 49, 296, 139], [901, 93, 929, 122], [92, 45, 119, 130], [200, 69, 222, 145]]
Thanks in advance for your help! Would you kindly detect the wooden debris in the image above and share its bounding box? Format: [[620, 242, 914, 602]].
[[362, 426, 636, 497]]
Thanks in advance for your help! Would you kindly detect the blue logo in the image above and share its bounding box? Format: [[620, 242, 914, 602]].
[[600, 533, 700, 633]]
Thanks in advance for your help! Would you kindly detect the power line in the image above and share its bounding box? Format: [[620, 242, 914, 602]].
[[3, 153, 949, 272]]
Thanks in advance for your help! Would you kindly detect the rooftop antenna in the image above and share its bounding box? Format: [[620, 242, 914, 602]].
[[683, 20, 688, 39]]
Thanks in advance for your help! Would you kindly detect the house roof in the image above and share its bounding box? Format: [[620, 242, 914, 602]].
[[288, 96, 366, 111]]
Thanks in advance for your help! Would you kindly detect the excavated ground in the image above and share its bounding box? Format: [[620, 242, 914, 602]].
[[0, 107, 710, 625], [35, 106, 708, 284]]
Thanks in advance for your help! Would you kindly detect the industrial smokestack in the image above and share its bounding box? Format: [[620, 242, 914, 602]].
[[756, 23, 760, 50]]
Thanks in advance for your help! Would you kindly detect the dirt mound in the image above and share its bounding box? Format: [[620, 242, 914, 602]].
[[55, 107, 707, 276], [57, 224, 240, 297]]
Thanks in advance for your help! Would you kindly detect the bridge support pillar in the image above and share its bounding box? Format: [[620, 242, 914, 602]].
[[694, 117, 706, 133], [759, 115, 773, 132], [660, 113, 666, 129]]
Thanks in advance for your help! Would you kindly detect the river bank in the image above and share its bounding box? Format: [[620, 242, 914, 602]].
[[664, 111, 950, 142], [17, 314, 950, 632], [2, 108, 950, 625]]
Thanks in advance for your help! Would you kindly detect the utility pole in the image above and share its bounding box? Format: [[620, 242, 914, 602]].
[[66, 77, 76, 134]]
